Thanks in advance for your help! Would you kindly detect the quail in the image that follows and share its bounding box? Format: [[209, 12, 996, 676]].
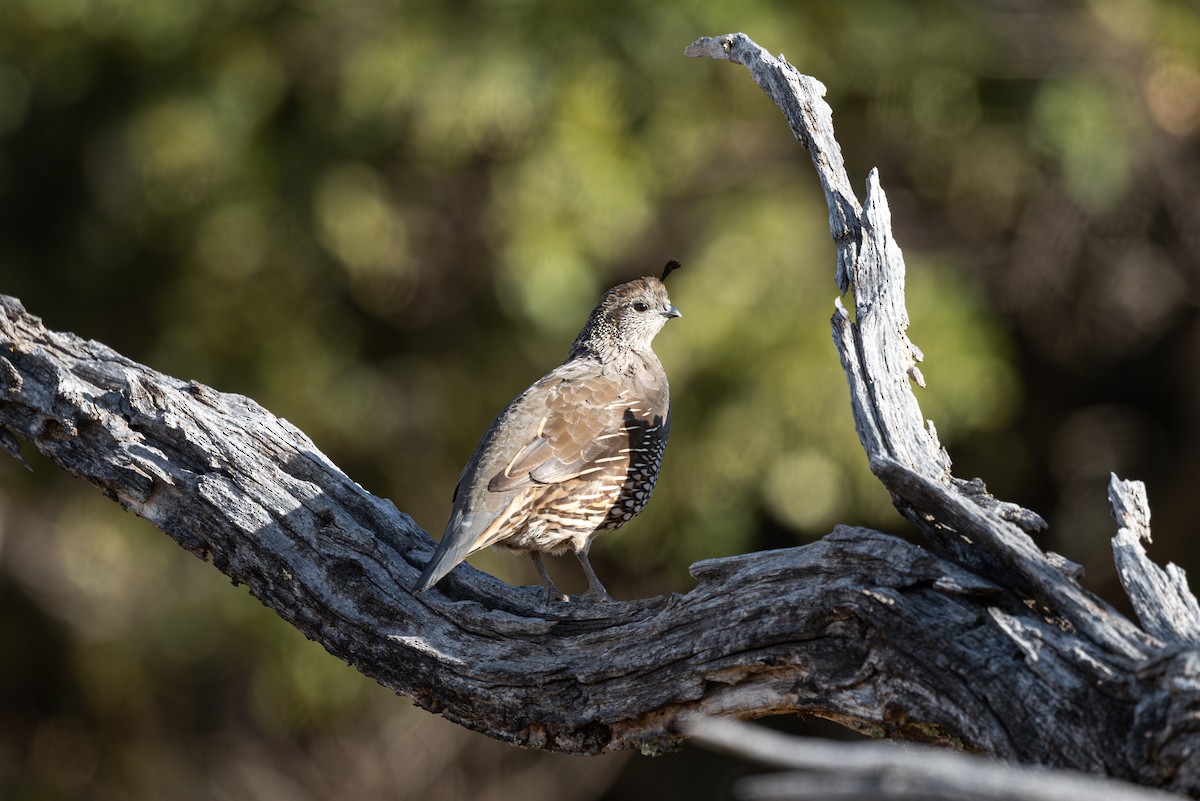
[[414, 262, 682, 603]]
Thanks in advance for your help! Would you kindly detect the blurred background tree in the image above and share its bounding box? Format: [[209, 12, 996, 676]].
[[1, 0, 1198, 798]]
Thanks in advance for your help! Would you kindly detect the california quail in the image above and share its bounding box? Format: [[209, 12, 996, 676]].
[[414, 264, 682, 603]]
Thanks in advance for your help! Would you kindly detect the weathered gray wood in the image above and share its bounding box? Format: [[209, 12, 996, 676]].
[[684, 34, 860, 293], [682, 31, 1200, 796], [1110, 474, 1200, 644], [685, 716, 1184, 801], [1, 28, 1199, 800], [0, 329, 1130, 758]]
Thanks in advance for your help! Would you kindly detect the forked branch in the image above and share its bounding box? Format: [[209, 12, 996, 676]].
[[0, 30, 1197, 798]]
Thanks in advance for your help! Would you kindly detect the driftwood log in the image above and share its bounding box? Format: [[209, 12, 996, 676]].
[[2, 30, 1199, 799]]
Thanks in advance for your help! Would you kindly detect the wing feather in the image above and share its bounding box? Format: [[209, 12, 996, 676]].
[[486, 374, 638, 492]]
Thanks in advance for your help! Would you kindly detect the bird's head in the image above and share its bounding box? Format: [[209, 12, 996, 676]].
[[572, 265, 682, 358]]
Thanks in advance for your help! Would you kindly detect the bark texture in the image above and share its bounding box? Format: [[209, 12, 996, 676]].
[[1, 29, 1198, 798]]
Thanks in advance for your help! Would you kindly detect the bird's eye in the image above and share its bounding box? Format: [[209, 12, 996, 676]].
[[633, 302, 649, 312]]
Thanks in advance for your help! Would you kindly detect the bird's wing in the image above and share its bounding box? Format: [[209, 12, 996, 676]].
[[486, 374, 646, 492]]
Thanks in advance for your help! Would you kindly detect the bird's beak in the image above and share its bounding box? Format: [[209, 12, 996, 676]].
[[664, 305, 682, 319]]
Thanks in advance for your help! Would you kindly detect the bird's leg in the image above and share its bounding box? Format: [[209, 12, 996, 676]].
[[530, 552, 568, 605], [575, 544, 614, 603]]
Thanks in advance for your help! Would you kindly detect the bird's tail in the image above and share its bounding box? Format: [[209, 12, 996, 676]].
[[415, 521, 473, 594], [413, 493, 530, 593], [413, 509, 492, 593]]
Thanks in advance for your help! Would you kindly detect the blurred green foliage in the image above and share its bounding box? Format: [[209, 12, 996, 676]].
[[3, 1, 1200, 799]]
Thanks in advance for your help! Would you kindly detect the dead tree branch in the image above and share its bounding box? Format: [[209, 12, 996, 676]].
[[683, 31, 1200, 796], [685, 716, 1183, 801], [0, 29, 1198, 798]]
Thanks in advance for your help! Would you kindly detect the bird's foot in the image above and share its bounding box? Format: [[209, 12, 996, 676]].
[[530, 552, 569, 605], [574, 548, 615, 603], [543, 587, 570, 605], [577, 585, 614, 604]]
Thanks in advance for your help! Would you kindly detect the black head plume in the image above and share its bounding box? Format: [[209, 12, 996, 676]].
[[661, 259, 682, 282]]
